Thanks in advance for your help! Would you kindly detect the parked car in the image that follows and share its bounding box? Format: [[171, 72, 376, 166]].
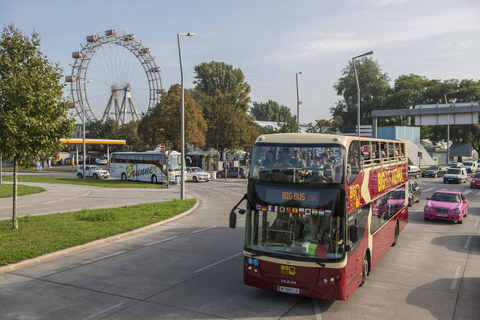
[[76, 166, 110, 179], [462, 161, 478, 173], [408, 180, 421, 206], [470, 172, 480, 189], [446, 162, 464, 168], [186, 167, 211, 182], [98, 158, 108, 165], [443, 167, 468, 184], [423, 190, 468, 223], [408, 165, 421, 179], [421, 165, 446, 178], [216, 167, 247, 179]]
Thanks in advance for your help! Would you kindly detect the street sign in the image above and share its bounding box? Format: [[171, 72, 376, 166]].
[[160, 144, 165, 151]]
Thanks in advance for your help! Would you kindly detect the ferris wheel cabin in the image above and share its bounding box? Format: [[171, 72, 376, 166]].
[[72, 51, 84, 58], [87, 35, 98, 42], [124, 34, 135, 41], [141, 48, 151, 54], [105, 29, 116, 36], [65, 75, 77, 82], [70, 102, 80, 109], [151, 67, 162, 72]]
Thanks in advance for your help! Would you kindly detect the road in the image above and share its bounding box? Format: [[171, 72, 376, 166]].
[[0, 177, 479, 319]]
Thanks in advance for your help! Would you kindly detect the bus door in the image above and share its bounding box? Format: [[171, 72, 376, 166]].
[[126, 155, 139, 181]]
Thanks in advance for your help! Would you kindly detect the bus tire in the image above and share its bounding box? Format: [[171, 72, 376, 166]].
[[360, 253, 369, 287], [392, 223, 399, 247], [121, 173, 127, 181], [152, 175, 158, 184]]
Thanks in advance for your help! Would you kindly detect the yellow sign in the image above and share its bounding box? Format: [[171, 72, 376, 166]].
[[281, 265, 296, 276], [378, 167, 403, 193]]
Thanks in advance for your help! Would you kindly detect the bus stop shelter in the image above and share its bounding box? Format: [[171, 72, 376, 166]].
[[60, 138, 126, 164]]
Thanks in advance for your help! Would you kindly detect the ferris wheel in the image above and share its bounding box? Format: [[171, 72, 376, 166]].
[[66, 29, 164, 124]]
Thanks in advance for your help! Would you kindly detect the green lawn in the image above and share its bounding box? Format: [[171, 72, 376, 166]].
[[2, 176, 166, 188], [0, 199, 196, 266], [0, 184, 46, 198]]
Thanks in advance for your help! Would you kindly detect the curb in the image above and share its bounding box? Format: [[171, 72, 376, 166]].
[[0, 197, 199, 274]]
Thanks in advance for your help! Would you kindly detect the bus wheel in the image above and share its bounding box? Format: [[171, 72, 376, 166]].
[[392, 223, 399, 247], [152, 175, 158, 184], [360, 253, 369, 287], [121, 173, 127, 181]]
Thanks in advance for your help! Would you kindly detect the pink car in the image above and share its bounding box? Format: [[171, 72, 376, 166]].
[[424, 190, 468, 224]]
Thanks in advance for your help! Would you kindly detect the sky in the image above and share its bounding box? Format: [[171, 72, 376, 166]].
[[1, 0, 480, 124]]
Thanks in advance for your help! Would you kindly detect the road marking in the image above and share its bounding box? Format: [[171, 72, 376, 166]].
[[191, 226, 217, 234], [474, 219, 479, 228], [0, 189, 91, 210], [81, 251, 127, 264], [451, 265, 462, 290], [83, 302, 124, 320], [193, 252, 242, 274], [33, 271, 57, 278], [313, 299, 322, 320], [462, 190, 472, 195], [464, 236, 472, 249], [144, 236, 178, 247], [423, 187, 434, 192], [475, 191, 480, 196]]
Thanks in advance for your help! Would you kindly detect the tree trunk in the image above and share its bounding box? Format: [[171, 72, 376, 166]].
[[12, 159, 18, 229]]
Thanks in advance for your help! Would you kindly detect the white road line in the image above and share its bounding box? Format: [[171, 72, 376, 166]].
[[462, 190, 472, 195], [475, 191, 480, 196], [474, 219, 479, 228], [144, 236, 178, 247], [464, 236, 472, 249], [81, 251, 127, 264], [191, 226, 217, 234], [83, 302, 124, 320], [451, 265, 462, 290], [193, 252, 242, 274], [423, 187, 434, 192], [313, 299, 322, 320]]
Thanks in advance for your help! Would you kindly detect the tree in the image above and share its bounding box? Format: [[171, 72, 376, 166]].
[[306, 116, 344, 134], [250, 100, 293, 122], [0, 24, 74, 229], [193, 61, 258, 152], [330, 58, 390, 133], [138, 84, 207, 151]]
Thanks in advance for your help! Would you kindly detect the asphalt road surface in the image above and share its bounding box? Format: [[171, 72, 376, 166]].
[[0, 177, 479, 319]]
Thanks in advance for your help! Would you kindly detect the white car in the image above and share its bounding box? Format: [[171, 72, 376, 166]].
[[76, 166, 110, 179], [186, 167, 211, 182], [408, 165, 421, 179], [98, 158, 108, 165]]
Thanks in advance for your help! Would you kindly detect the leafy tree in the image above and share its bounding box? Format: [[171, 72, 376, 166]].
[[306, 116, 344, 134], [330, 58, 390, 133], [193, 61, 258, 152], [138, 84, 207, 151], [0, 24, 74, 229], [250, 100, 293, 122]]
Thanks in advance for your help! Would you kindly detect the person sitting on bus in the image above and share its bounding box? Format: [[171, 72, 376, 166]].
[[304, 149, 314, 167], [274, 148, 296, 167], [263, 150, 275, 168], [293, 150, 306, 167]]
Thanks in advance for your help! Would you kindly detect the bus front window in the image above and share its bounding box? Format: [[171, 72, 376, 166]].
[[246, 209, 344, 261], [249, 144, 346, 184], [168, 155, 181, 171]]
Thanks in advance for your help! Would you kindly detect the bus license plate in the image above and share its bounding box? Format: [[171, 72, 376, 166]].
[[436, 214, 448, 217], [277, 286, 300, 294]]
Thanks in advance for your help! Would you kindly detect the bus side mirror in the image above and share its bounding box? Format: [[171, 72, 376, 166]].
[[229, 209, 237, 229], [349, 225, 359, 243]]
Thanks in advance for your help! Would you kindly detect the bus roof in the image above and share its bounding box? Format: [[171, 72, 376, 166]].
[[254, 133, 403, 145]]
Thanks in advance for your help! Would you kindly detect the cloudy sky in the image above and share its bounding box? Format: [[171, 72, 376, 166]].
[[1, 0, 479, 124]]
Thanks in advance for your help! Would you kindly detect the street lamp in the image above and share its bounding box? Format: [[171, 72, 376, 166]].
[[296, 72, 302, 133], [444, 90, 459, 163], [352, 51, 373, 137], [81, 80, 93, 179], [177, 32, 195, 200]]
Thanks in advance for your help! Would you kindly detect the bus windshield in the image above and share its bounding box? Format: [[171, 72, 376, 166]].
[[249, 144, 346, 184], [168, 154, 181, 171], [246, 187, 345, 261]]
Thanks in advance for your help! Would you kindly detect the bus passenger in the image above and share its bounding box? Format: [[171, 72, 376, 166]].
[[293, 150, 306, 167], [263, 150, 275, 167], [275, 148, 296, 167]]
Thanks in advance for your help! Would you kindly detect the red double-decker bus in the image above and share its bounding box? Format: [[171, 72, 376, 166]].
[[229, 133, 408, 300]]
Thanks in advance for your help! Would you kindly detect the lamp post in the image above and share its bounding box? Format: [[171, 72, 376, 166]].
[[444, 90, 459, 163], [81, 80, 94, 179], [352, 51, 373, 137], [296, 72, 302, 133], [177, 32, 195, 200]]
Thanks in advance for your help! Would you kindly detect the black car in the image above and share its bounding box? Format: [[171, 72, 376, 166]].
[[216, 167, 247, 179], [408, 180, 421, 206], [421, 165, 446, 178]]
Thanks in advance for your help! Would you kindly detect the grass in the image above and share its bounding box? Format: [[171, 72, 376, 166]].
[[1, 176, 166, 188], [0, 199, 196, 266], [0, 184, 46, 198]]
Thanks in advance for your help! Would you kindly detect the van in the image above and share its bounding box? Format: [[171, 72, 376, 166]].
[[463, 161, 478, 173], [443, 167, 468, 184]]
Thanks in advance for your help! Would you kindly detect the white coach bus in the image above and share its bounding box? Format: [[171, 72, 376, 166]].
[[109, 151, 184, 184]]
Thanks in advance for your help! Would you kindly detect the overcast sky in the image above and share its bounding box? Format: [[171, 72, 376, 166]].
[[1, 0, 480, 124]]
